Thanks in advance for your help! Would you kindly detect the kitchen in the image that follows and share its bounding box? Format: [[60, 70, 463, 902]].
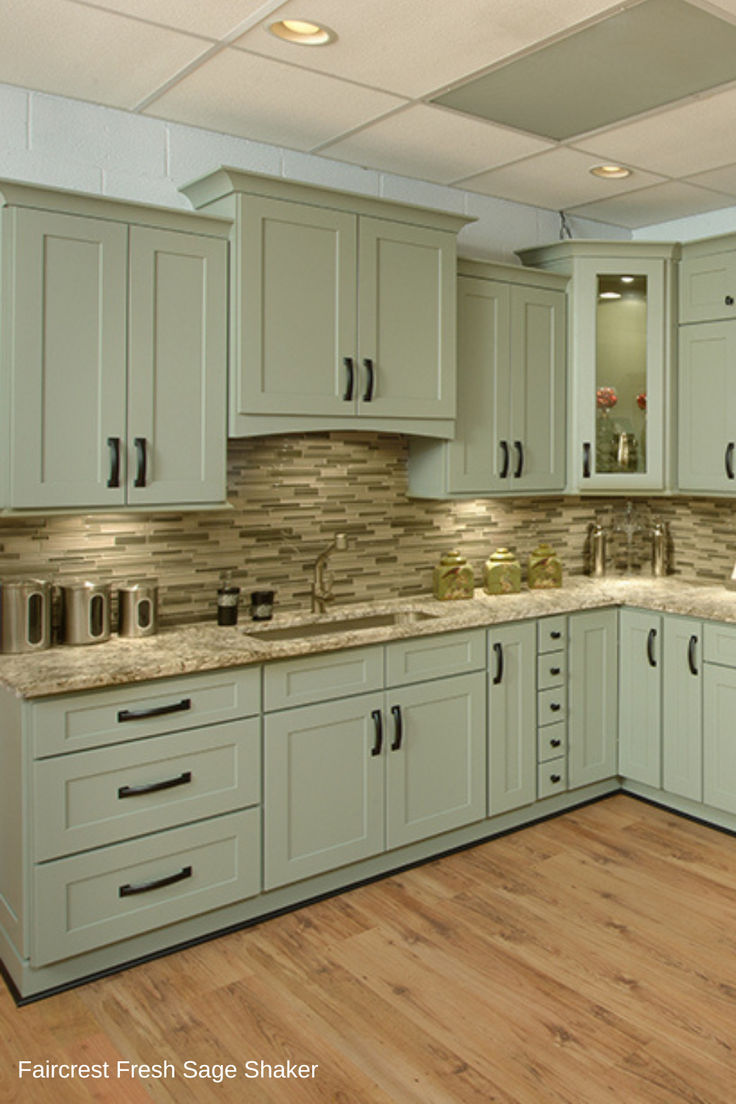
[[2, 0, 736, 1100]]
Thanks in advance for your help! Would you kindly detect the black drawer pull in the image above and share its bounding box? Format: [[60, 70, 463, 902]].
[[363, 358, 375, 402], [550, 702, 562, 712], [499, 440, 510, 478], [107, 436, 121, 488], [726, 295, 734, 306], [117, 698, 192, 723], [343, 356, 354, 401], [550, 738, 562, 748], [550, 666, 561, 676], [647, 627, 657, 668], [370, 709, 383, 756], [583, 441, 591, 478], [688, 634, 698, 677], [118, 770, 192, 799], [493, 642, 504, 685], [550, 631, 562, 640], [513, 440, 524, 478], [390, 704, 403, 751], [550, 774, 562, 784], [134, 436, 147, 487], [727, 442, 735, 480], [119, 864, 192, 898]]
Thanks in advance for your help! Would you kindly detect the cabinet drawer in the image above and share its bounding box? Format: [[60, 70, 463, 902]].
[[537, 650, 566, 690], [537, 758, 567, 799], [264, 645, 382, 711], [704, 622, 736, 668], [537, 722, 567, 763], [33, 717, 260, 861], [33, 807, 261, 966], [537, 617, 566, 653], [386, 629, 485, 688], [538, 686, 566, 726], [31, 668, 261, 758]]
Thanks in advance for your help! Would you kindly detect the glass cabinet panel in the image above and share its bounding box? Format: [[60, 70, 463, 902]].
[[595, 273, 648, 475]]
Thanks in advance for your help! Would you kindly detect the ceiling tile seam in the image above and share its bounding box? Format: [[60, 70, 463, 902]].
[[563, 178, 736, 212], [129, 0, 292, 113], [415, 100, 558, 148], [65, 0, 218, 40], [228, 44, 418, 103], [447, 146, 581, 189], [417, 0, 645, 106], [565, 141, 736, 183], [309, 102, 432, 157]]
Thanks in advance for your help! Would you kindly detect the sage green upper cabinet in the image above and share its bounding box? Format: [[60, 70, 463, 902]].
[[679, 235, 736, 323], [181, 168, 471, 440], [677, 321, 736, 492], [518, 241, 679, 494], [407, 261, 567, 498], [1, 182, 229, 511]]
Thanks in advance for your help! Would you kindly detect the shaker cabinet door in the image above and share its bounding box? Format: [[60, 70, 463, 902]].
[[568, 609, 618, 788], [488, 622, 536, 815], [618, 609, 661, 788], [8, 208, 127, 508], [678, 321, 736, 493]]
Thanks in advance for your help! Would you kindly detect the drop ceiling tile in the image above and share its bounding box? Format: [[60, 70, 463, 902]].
[[231, 0, 625, 99], [684, 162, 736, 197], [320, 105, 552, 185], [457, 147, 665, 210], [568, 181, 736, 228], [142, 49, 406, 151], [574, 85, 736, 177], [67, 0, 276, 39], [0, 0, 211, 110]]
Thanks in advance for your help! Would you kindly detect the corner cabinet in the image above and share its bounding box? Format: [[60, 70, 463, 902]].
[[0, 182, 229, 511], [407, 260, 567, 498], [182, 168, 471, 440], [518, 241, 679, 494]]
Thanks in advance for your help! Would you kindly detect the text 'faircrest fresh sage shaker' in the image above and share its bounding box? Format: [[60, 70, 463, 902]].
[[432, 550, 474, 600]]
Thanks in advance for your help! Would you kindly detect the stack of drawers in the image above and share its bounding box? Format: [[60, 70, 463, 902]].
[[536, 616, 568, 798]]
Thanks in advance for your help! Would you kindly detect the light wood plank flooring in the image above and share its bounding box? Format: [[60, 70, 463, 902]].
[[2, 794, 736, 1103]]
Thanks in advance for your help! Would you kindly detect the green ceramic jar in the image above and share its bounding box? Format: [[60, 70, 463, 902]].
[[483, 548, 521, 595], [432, 550, 474, 600], [528, 543, 563, 589]]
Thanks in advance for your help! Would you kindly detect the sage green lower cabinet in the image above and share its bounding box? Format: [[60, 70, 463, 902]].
[[662, 617, 702, 802], [618, 609, 662, 788], [488, 622, 536, 815], [703, 663, 736, 814], [568, 609, 618, 788]]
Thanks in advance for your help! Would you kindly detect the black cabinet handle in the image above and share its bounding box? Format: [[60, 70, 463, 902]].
[[107, 436, 121, 488], [390, 704, 403, 751], [119, 865, 192, 898], [493, 642, 504, 685], [117, 698, 191, 723], [647, 627, 657, 668], [688, 634, 699, 677], [343, 357, 354, 401], [726, 295, 734, 306], [118, 770, 192, 799], [363, 358, 375, 402], [550, 702, 562, 712], [550, 666, 561, 676], [583, 441, 591, 478], [550, 774, 562, 784], [513, 440, 524, 478], [550, 738, 562, 748], [370, 709, 383, 756], [726, 442, 735, 480], [499, 440, 510, 479], [134, 436, 147, 487], [551, 631, 562, 640]]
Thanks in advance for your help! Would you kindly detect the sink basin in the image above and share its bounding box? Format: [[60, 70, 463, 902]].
[[243, 609, 440, 643]]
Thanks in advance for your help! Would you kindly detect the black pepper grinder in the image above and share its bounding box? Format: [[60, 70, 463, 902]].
[[217, 572, 240, 626]]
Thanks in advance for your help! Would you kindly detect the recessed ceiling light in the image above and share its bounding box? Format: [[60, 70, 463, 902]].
[[269, 19, 337, 45], [599, 291, 622, 300], [621, 276, 635, 283], [590, 164, 632, 180]]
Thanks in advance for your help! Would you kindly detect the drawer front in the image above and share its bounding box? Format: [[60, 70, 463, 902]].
[[537, 650, 566, 690], [704, 622, 736, 668], [31, 668, 261, 758], [33, 807, 261, 966], [386, 629, 485, 688], [264, 645, 383, 711], [537, 721, 567, 763], [538, 686, 566, 726], [537, 757, 567, 799], [33, 717, 260, 861], [537, 617, 567, 653]]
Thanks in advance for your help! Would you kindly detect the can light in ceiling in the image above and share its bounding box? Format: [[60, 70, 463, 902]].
[[599, 291, 622, 300], [269, 19, 337, 45], [590, 164, 632, 180]]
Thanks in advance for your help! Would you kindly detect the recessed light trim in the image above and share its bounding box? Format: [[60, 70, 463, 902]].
[[599, 291, 622, 300], [269, 19, 337, 45], [590, 164, 632, 180]]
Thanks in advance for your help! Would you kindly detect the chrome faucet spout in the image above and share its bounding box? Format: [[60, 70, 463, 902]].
[[311, 533, 347, 613]]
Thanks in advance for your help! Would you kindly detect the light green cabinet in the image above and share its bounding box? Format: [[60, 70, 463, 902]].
[[677, 321, 736, 492], [2, 184, 229, 510], [703, 663, 736, 814], [568, 608, 618, 788], [181, 169, 469, 439], [618, 609, 661, 787], [679, 236, 736, 323], [662, 616, 702, 802], [488, 621, 536, 814], [407, 261, 567, 497]]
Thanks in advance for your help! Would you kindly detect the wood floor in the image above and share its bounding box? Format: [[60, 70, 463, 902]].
[[2, 794, 736, 1103]]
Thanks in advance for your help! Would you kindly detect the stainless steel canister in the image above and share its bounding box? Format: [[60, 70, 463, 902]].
[[117, 581, 158, 638], [61, 581, 111, 645], [0, 578, 52, 653]]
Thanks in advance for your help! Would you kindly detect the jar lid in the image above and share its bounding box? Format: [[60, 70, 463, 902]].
[[439, 549, 466, 565], [488, 548, 517, 563]]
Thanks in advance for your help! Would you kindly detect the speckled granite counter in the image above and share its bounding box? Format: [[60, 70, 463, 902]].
[[2, 576, 736, 699]]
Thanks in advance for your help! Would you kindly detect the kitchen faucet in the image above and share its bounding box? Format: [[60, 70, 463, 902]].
[[311, 533, 347, 613]]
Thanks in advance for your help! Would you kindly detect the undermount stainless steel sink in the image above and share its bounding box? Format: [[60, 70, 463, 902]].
[[243, 609, 440, 643]]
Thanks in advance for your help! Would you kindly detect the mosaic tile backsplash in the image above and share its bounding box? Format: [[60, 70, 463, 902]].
[[1, 432, 735, 627]]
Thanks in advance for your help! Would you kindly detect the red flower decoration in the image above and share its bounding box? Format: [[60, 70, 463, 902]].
[[637, 392, 647, 411], [596, 386, 618, 409]]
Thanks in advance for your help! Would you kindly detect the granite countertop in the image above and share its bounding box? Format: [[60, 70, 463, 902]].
[[2, 575, 736, 700]]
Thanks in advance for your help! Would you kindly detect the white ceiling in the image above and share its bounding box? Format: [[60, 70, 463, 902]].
[[6, 0, 736, 227]]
